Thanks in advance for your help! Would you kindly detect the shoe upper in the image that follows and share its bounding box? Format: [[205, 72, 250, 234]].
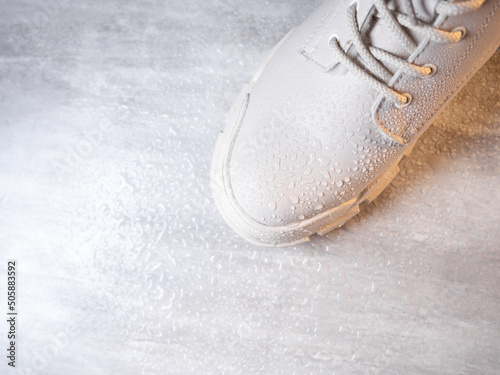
[[222, 0, 500, 227]]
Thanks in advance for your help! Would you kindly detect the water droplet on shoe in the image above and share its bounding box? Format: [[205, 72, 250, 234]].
[[290, 195, 299, 204], [269, 201, 277, 211]]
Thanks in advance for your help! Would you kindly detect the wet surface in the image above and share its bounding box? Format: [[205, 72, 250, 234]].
[[0, 1, 499, 374]]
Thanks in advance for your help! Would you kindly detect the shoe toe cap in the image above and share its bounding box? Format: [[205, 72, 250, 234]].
[[223, 95, 404, 228]]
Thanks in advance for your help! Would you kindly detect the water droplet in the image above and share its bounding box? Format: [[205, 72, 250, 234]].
[[288, 181, 295, 189], [312, 138, 322, 150], [314, 204, 324, 210], [307, 152, 317, 165], [317, 191, 325, 197], [290, 195, 299, 204], [268, 174, 276, 182], [299, 215, 305, 220], [318, 156, 331, 167], [322, 170, 331, 179], [336, 180, 344, 187], [269, 201, 277, 211]]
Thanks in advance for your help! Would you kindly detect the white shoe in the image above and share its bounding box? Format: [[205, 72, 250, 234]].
[[211, 0, 500, 247]]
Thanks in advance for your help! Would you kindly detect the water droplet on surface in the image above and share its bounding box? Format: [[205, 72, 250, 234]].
[[314, 204, 324, 210], [299, 215, 305, 220], [312, 138, 323, 150], [269, 201, 277, 211], [336, 180, 344, 187], [290, 195, 299, 204], [318, 156, 331, 167]]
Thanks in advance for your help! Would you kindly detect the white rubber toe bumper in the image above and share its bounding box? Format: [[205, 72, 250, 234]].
[[210, 85, 412, 247]]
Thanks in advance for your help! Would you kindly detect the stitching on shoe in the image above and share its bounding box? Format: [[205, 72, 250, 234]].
[[302, 2, 336, 51], [300, 0, 347, 68]]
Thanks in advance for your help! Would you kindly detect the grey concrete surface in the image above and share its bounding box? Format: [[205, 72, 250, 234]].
[[0, 1, 499, 374]]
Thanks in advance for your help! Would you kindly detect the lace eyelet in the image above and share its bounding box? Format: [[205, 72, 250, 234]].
[[328, 35, 340, 48], [452, 26, 467, 41], [349, 1, 359, 11], [422, 63, 438, 78], [396, 93, 412, 109]]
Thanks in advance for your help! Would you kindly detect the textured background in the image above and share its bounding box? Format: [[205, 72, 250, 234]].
[[1, 1, 499, 374]]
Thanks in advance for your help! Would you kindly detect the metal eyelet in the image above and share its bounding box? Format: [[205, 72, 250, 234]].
[[396, 93, 412, 109], [451, 26, 467, 41], [422, 63, 438, 78]]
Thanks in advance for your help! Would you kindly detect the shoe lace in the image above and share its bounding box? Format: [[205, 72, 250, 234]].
[[329, 0, 486, 107]]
